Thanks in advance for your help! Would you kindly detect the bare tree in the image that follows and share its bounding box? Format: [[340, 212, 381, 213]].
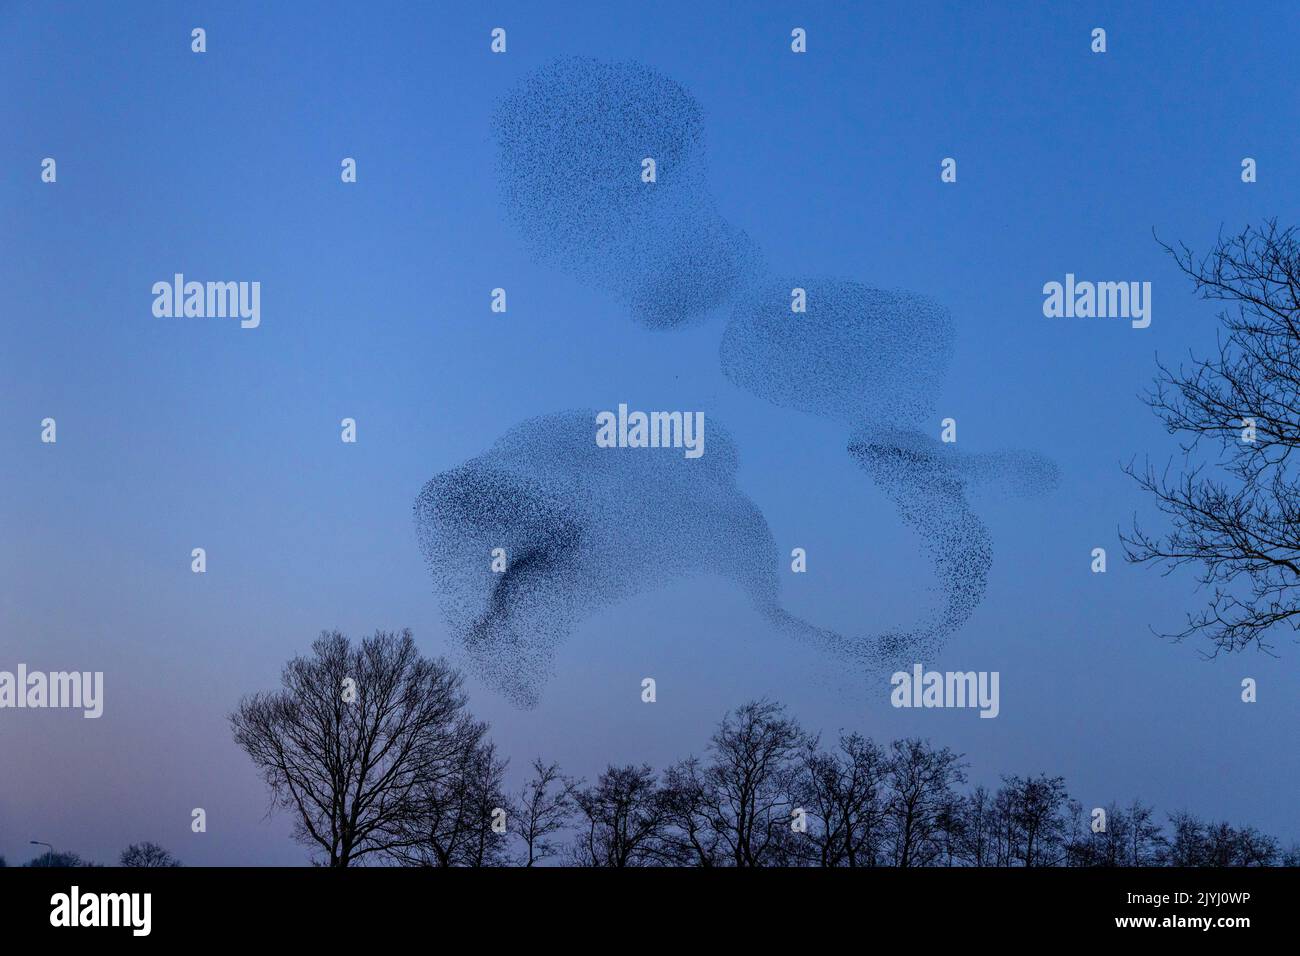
[[1228, 824, 1280, 866], [933, 791, 967, 867], [1202, 821, 1242, 866], [1165, 809, 1210, 866], [659, 757, 724, 866], [798, 732, 888, 867], [1124, 800, 1167, 866], [956, 786, 998, 866], [230, 629, 482, 867], [1125, 220, 1300, 655], [698, 699, 807, 867], [571, 764, 670, 867], [884, 738, 966, 867], [119, 842, 182, 867], [998, 774, 1071, 866], [990, 785, 1019, 866], [1068, 800, 1127, 867], [510, 758, 574, 867], [386, 734, 511, 867], [1162, 810, 1279, 866]]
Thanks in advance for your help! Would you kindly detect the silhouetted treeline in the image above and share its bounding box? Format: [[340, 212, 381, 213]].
[[230, 630, 1298, 867], [11, 843, 181, 868], [543, 701, 1298, 868]]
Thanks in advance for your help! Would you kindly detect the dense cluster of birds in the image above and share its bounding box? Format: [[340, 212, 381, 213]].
[[416, 58, 1058, 705]]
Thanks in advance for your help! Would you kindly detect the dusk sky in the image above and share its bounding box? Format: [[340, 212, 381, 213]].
[[3, 0, 1298, 865]]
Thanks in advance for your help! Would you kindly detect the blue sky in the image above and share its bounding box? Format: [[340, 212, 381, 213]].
[[2, 0, 1298, 864]]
